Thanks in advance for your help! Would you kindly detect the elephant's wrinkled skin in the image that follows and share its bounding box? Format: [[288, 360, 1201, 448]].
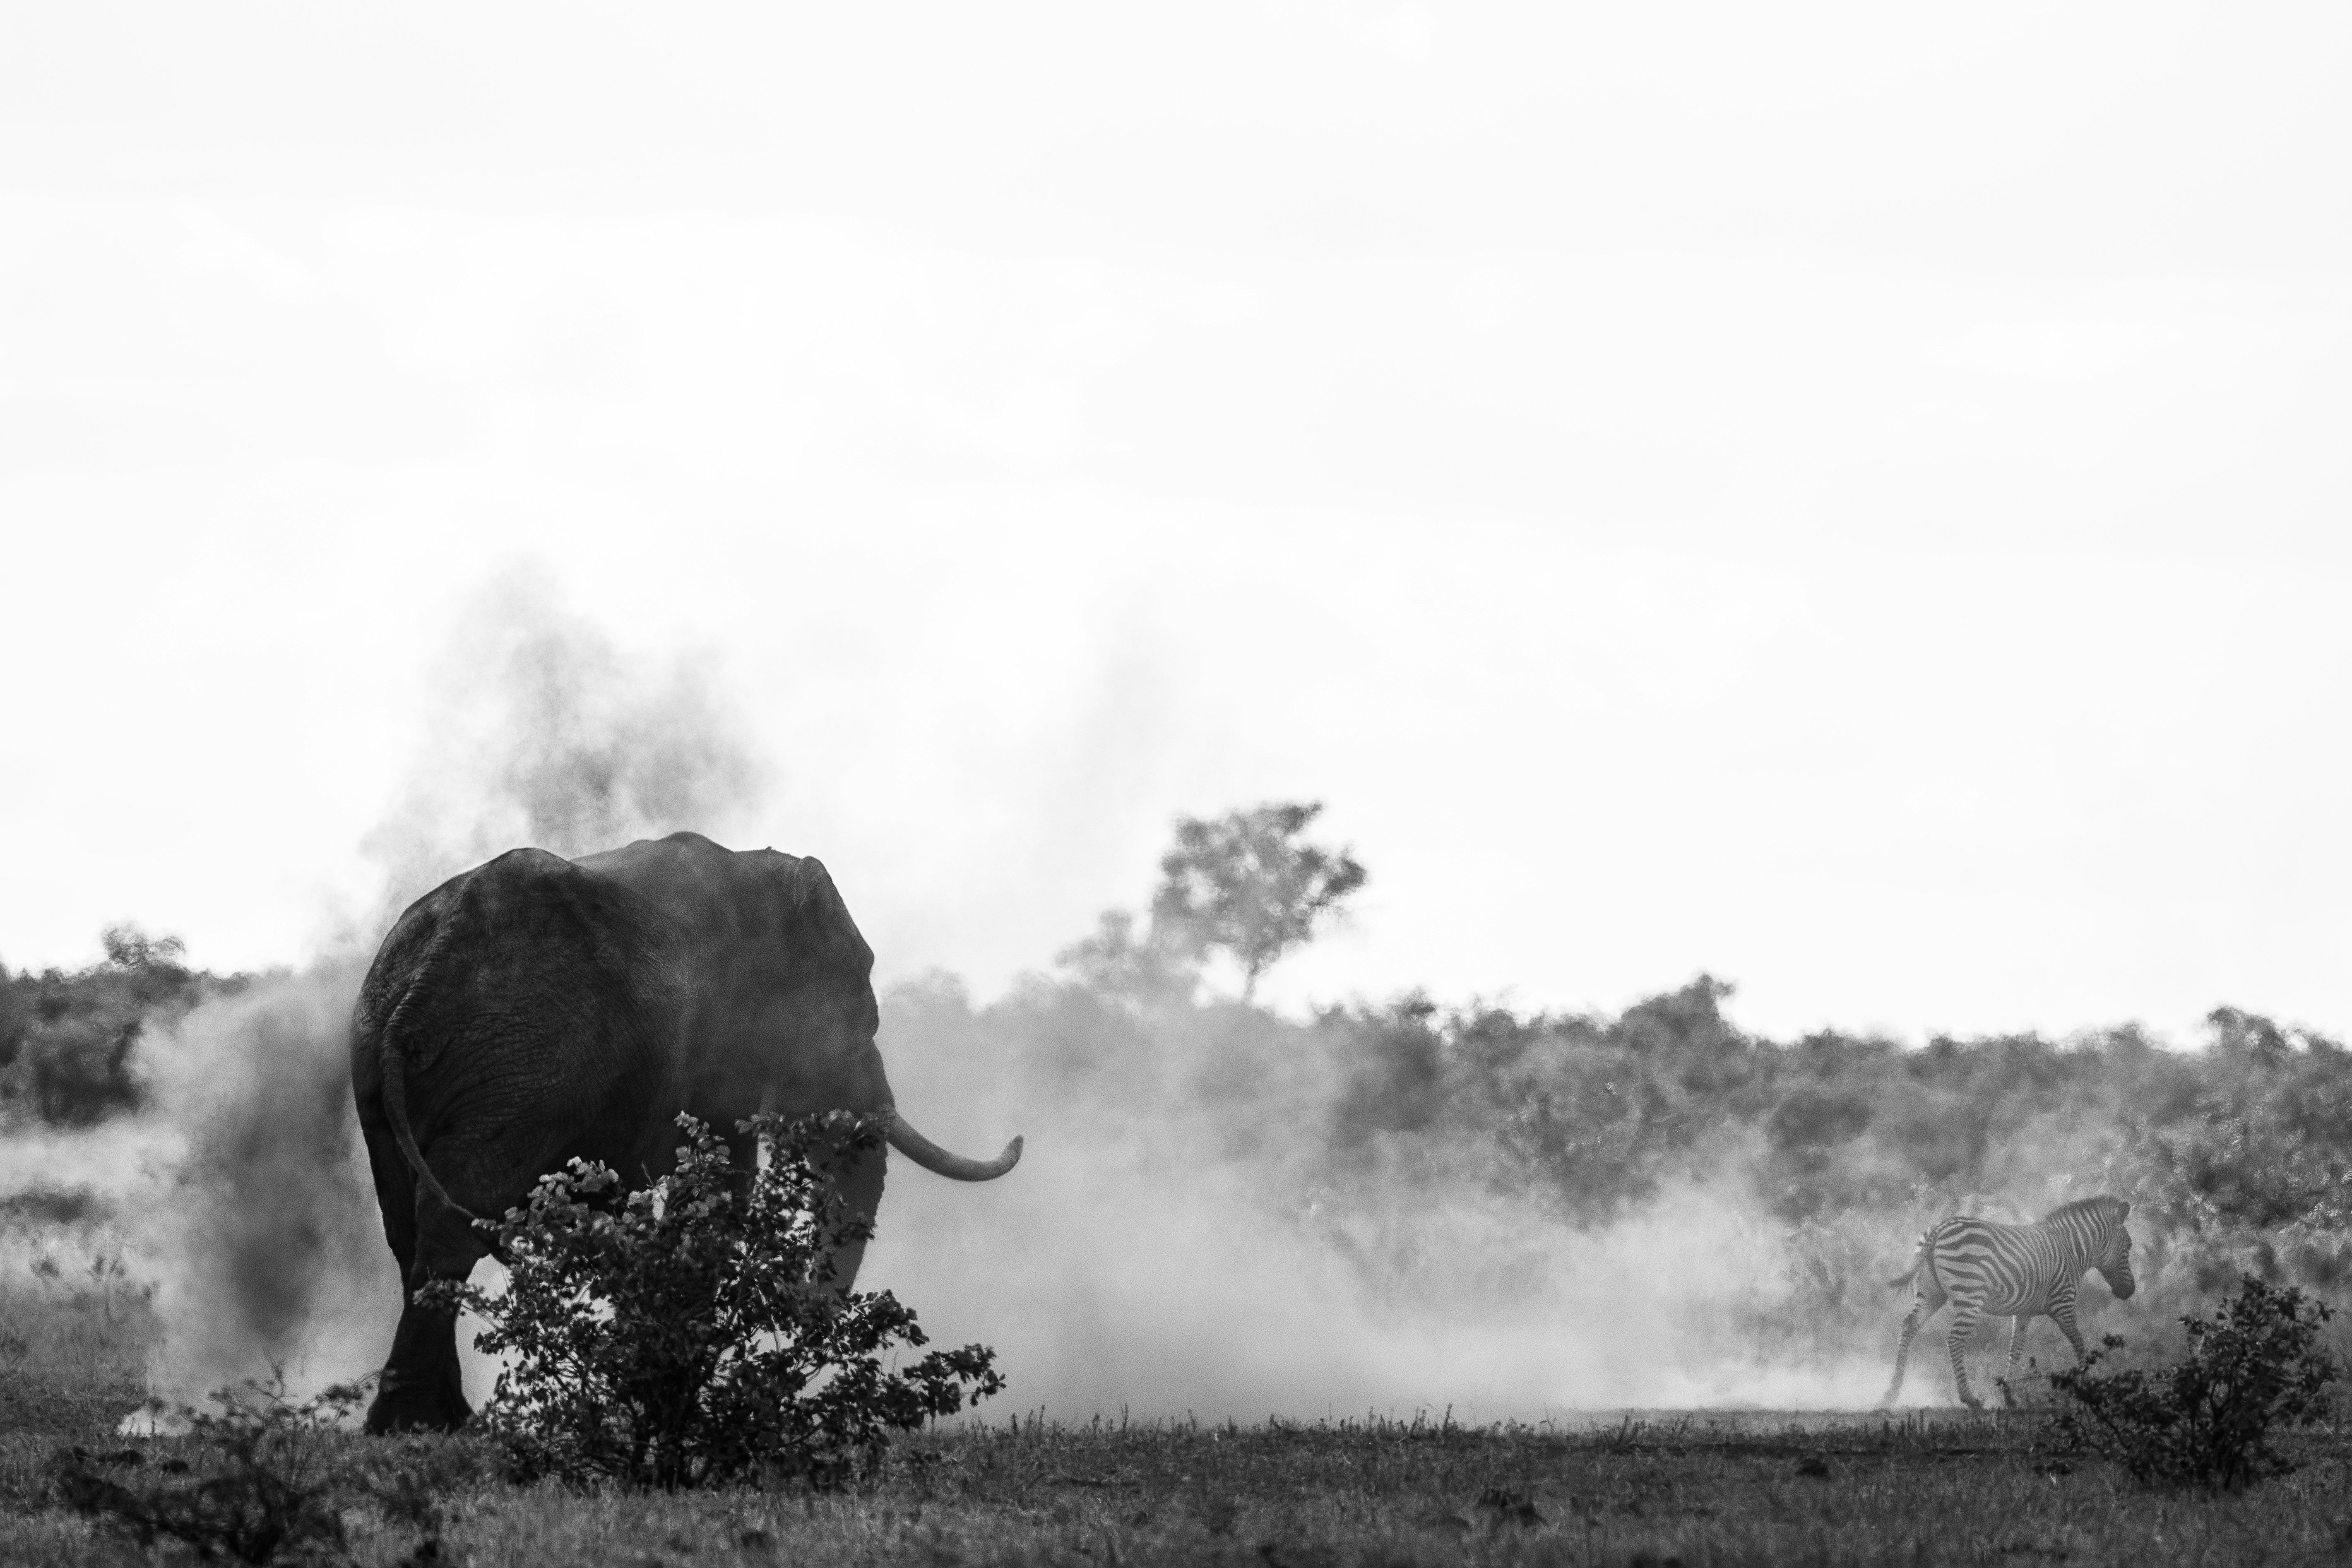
[[349, 830, 1021, 1434]]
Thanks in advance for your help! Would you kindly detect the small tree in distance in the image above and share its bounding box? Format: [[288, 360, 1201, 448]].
[[101, 923, 188, 974], [1150, 801, 1367, 1002]]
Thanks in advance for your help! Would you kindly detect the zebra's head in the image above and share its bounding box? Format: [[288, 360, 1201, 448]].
[[2094, 1197, 2136, 1299]]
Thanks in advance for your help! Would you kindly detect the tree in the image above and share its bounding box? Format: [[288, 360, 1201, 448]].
[[1148, 801, 1367, 1001], [101, 923, 187, 973], [1053, 909, 1202, 1008]]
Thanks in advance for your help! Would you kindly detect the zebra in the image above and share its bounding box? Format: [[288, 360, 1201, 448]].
[[1881, 1194, 2136, 1409]]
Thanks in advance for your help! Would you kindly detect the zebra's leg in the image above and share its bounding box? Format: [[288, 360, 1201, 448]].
[[1946, 1300, 1985, 1410], [1883, 1302, 1925, 1407], [1882, 1281, 1945, 1407], [2049, 1282, 2088, 1361], [1999, 1315, 2032, 1407]]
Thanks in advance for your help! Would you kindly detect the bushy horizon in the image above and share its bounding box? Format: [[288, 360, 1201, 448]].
[[8, 920, 2347, 1248], [6, 906, 2348, 1415]]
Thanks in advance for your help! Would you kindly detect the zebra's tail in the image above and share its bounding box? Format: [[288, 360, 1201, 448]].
[[1887, 1231, 1934, 1290]]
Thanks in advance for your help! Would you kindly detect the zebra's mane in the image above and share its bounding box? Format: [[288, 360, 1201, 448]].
[[2039, 1194, 2126, 1225]]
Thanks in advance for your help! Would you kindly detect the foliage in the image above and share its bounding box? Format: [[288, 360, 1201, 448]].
[[0, 923, 249, 1124], [1037, 807, 2352, 1256], [1027, 815, 2352, 1249], [1055, 908, 1202, 1009], [1297, 986, 2352, 1239], [43, 1372, 483, 1563], [100, 923, 187, 971], [2049, 1276, 2338, 1489], [1148, 801, 1366, 1000], [423, 1111, 1003, 1490], [48, 1377, 364, 1563]]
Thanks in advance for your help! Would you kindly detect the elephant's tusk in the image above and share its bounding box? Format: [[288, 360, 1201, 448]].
[[883, 1108, 1023, 1181]]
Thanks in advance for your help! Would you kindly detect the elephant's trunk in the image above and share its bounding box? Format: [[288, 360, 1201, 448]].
[[882, 1106, 1023, 1181]]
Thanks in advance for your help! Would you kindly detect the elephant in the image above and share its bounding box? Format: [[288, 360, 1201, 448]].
[[349, 830, 1022, 1434]]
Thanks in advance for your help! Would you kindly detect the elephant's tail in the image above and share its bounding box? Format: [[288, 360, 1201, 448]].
[[378, 903, 481, 1227]]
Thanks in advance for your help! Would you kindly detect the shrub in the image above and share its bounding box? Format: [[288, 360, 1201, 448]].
[[2050, 1275, 2338, 1489], [51, 1376, 481, 1563], [50, 1377, 364, 1564], [424, 1111, 1004, 1490]]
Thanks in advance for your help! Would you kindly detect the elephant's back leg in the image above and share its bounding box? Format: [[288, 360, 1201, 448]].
[[363, 1181, 487, 1433], [359, 1112, 541, 1434]]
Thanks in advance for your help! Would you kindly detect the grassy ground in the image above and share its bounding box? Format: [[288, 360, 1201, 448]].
[[5, 1284, 2352, 1566]]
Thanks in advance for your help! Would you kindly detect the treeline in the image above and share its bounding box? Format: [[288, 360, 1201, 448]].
[[0, 926, 250, 1124], [14, 919, 2347, 1281], [1320, 983, 2352, 1244], [1006, 804, 2352, 1313], [884, 962, 2352, 1335], [18, 921, 2348, 1267]]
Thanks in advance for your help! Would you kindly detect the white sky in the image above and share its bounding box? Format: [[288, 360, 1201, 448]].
[[2, 2, 2347, 1044]]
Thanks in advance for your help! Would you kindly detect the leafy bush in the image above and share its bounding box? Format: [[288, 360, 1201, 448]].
[[46, 1375, 481, 1565], [424, 1111, 1003, 1490], [2049, 1275, 2338, 1489], [50, 1378, 364, 1564]]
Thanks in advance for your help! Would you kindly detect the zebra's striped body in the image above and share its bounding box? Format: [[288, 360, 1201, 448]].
[[1881, 1195, 2136, 1410]]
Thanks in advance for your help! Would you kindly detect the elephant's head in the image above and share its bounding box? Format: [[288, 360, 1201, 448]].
[[772, 857, 1020, 1181], [770, 854, 885, 1094]]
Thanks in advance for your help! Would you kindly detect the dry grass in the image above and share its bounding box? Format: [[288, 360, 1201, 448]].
[[5, 1282, 2352, 1566], [0, 1282, 150, 1442]]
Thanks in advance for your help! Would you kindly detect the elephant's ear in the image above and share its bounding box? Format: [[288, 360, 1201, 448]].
[[784, 856, 877, 979]]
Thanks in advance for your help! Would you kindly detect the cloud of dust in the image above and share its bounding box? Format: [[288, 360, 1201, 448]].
[[364, 568, 767, 919], [861, 985, 2085, 1421], [131, 961, 392, 1405], [120, 573, 768, 1408], [884, 1145, 1890, 1421]]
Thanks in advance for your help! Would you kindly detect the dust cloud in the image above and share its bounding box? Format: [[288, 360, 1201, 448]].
[[363, 570, 766, 915], [132, 962, 391, 1405], [866, 986, 1916, 1422], [123, 576, 766, 1407]]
